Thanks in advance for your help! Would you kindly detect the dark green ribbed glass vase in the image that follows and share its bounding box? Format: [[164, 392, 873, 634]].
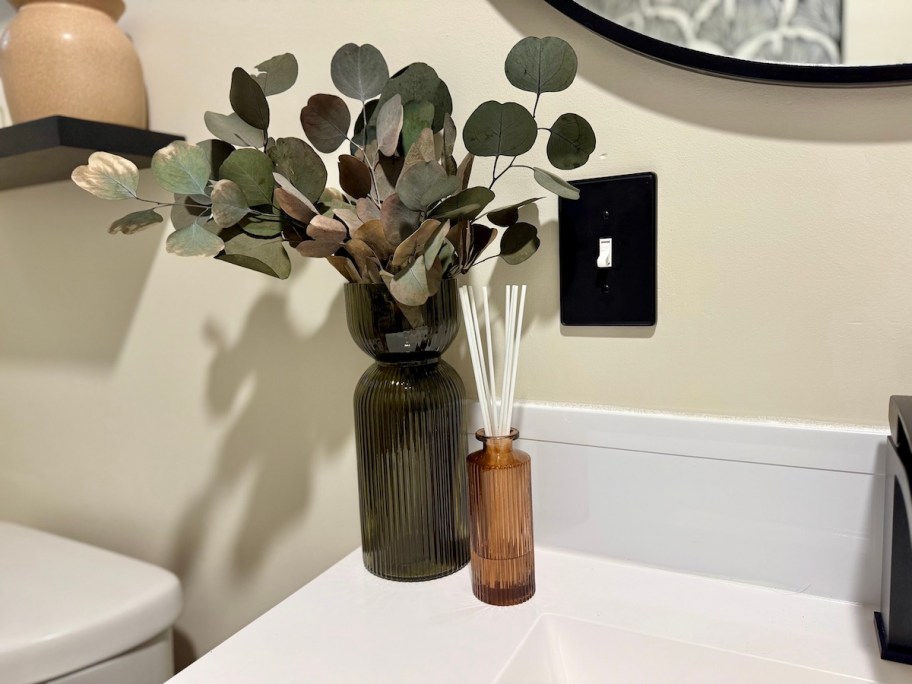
[[344, 278, 469, 581]]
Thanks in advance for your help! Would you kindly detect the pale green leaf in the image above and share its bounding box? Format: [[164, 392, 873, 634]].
[[389, 255, 430, 306], [71, 152, 139, 200], [532, 167, 580, 199], [152, 141, 211, 195], [331, 43, 389, 101], [377, 62, 452, 131], [204, 111, 265, 148], [216, 231, 291, 279], [402, 100, 434, 159], [376, 93, 403, 156], [219, 148, 275, 206], [253, 53, 299, 96], [396, 160, 459, 211], [166, 222, 225, 257], [211, 179, 250, 227], [267, 137, 326, 203]]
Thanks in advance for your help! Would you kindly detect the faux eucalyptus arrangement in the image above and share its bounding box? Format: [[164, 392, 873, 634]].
[[72, 37, 595, 306]]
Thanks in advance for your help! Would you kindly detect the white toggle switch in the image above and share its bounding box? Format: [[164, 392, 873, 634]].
[[596, 238, 613, 268]]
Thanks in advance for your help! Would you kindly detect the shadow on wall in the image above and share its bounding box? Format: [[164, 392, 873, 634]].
[[0, 181, 160, 367], [169, 281, 361, 583], [488, 0, 912, 143]]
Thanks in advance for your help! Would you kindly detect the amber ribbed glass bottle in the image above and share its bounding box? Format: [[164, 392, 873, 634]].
[[345, 279, 469, 581], [467, 428, 535, 605]]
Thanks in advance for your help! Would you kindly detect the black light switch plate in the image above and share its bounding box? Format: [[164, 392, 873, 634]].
[[559, 172, 657, 326]]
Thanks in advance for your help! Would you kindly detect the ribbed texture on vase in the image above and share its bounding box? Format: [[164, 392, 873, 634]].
[[355, 359, 469, 580], [346, 279, 468, 582], [467, 431, 535, 605]]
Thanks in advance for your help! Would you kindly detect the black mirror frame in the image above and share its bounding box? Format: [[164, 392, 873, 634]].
[[544, 0, 912, 87]]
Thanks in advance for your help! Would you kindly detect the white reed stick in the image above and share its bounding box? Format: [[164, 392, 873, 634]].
[[482, 286, 499, 432], [503, 285, 527, 434], [460, 284, 527, 438], [459, 287, 492, 436]]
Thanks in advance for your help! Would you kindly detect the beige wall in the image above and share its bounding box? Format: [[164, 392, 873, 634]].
[[2, 0, 912, 665]]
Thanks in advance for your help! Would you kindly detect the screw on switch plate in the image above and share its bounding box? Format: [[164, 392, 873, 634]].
[[558, 172, 657, 326]]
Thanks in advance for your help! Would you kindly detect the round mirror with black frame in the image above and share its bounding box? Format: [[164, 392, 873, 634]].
[[543, 0, 912, 86]]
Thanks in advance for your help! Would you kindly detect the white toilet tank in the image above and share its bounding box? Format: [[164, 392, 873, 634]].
[[0, 522, 182, 684]]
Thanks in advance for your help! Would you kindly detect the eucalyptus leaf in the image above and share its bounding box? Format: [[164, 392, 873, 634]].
[[353, 219, 394, 260], [300, 94, 351, 153], [334, 208, 363, 232], [375, 154, 402, 200], [356, 197, 382, 224], [499, 222, 540, 265], [389, 255, 430, 306], [532, 167, 580, 200], [402, 100, 434, 159], [216, 232, 291, 279], [166, 222, 225, 257], [204, 111, 265, 148], [380, 193, 421, 246], [438, 238, 457, 276], [108, 208, 163, 235], [331, 43, 389, 101], [326, 255, 361, 283], [239, 216, 282, 238], [486, 197, 542, 227], [376, 93, 403, 156], [342, 238, 381, 282], [442, 112, 457, 161], [219, 148, 275, 207], [306, 214, 347, 242], [275, 187, 316, 223], [547, 113, 596, 170], [456, 153, 474, 191], [211, 179, 250, 227], [296, 240, 343, 258], [253, 53, 298, 96], [230, 67, 270, 130], [431, 186, 495, 221], [338, 154, 373, 199], [402, 128, 436, 173], [152, 141, 211, 196], [267, 137, 327, 203], [197, 139, 235, 179], [392, 218, 446, 268], [171, 196, 208, 229], [71, 152, 139, 200], [396, 160, 459, 211], [378, 63, 452, 131], [463, 101, 537, 157], [505, 36, 578, 94]]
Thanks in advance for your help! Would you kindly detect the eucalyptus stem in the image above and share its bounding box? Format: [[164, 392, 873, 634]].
[[532, 92, 541, 117], [488, 156, 517, 190]]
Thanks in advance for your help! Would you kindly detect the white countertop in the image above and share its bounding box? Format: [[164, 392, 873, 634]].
[[168, 547, 909, 683]]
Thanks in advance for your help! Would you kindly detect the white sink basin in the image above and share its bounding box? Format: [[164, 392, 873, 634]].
[[497, 615, 866, 684]]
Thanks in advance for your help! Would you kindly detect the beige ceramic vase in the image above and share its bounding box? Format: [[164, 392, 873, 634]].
[[0, 0, 147, 127]]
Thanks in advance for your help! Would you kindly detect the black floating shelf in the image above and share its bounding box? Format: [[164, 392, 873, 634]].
[[0, 116, 184, 191]]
